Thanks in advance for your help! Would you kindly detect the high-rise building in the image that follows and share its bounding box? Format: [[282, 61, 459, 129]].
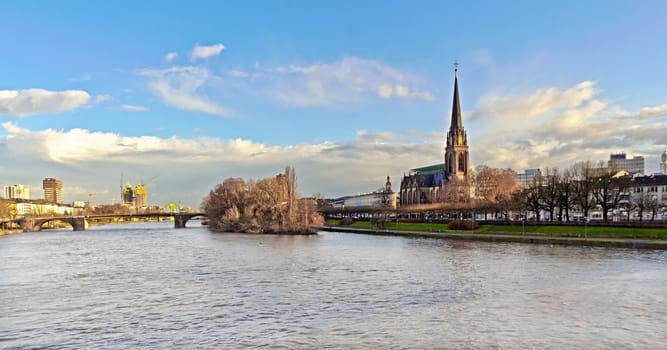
[[661, 150, 667, 174], [4, 184, 30, 200], [608, 153, 644, 174], [134, 184, 147, 207], [122, 184, 135, 206], [43, 178, 63, 204], [518, 168, 542, 187]]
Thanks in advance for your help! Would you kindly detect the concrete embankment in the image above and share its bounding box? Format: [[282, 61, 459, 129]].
[[0, 229, 24, 236], [318, 226, 667, 250]]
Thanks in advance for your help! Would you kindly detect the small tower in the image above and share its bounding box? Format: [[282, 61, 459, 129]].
[[661, 150, 667, 174], [385, 176, 392, 192]]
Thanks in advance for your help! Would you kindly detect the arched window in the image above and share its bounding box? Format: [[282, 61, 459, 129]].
[[458, 153, 466, 172]]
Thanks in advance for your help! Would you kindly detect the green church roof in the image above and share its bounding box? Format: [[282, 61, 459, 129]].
[[411, 163, 445, 174]]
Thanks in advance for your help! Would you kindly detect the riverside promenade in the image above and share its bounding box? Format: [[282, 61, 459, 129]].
[[319, 225, 667, 250]]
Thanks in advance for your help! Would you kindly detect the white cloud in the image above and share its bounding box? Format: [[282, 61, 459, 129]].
[[138, 66, 231, 116], [0, 123, 441, 207], [119, 105, 149, 112], [229, 69, 249, 78], [638, 104, 667, 119], [470, 81, 598, 125], [164, 52, 178, 63], [68, 74, 92, 82], [268, 56, 435, 107], [190, 43, 225, 61], [377, 83, 434, 101], [0, 89, 91, 117], [377, 84, 393, 99], [470, 81, 667, 173], [94, 94, 112, 104]]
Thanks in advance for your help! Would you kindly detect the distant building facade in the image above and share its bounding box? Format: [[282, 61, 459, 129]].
[[4, 184, 30, 200], [332, 176, 397, 210], [399, 66, 472, 206], [608, 153, 644, 174], [517, 168, 542, 188], [14, 201, 73, 216], [627, 174, 667, 220], [42, 178, 63, 204]]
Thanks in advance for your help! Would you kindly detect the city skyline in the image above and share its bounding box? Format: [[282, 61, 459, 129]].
[[2, 1, 667, 207]]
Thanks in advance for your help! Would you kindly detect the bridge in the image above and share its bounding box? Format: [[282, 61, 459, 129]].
[[3, 212, 207, 232]]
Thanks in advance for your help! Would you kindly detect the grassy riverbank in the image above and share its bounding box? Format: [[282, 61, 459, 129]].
[[324, 219, 667, 240]]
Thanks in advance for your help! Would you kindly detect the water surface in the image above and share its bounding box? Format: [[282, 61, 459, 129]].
[[1, 222, 665, 348]]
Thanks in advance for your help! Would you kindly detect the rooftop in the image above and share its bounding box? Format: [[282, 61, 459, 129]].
[[410, 163, 444, 174]]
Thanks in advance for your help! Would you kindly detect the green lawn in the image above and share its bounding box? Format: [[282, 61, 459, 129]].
[[324, 219, 667, 239], [478, 224, 667, 239], [324, 219, 448, 231]]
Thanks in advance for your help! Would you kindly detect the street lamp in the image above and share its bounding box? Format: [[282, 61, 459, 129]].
[[522, 217, 525, 236]]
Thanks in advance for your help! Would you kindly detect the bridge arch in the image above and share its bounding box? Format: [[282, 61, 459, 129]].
[[27, 217, 88, 232], [174, 213, 208, 228]]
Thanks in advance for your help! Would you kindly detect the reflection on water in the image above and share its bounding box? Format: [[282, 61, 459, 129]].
[[1, 222, 666, 348]]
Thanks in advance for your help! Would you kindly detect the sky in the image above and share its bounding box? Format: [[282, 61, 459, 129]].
[[1, 1, 667, 207]]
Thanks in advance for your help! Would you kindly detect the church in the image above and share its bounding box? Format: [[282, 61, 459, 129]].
[[399, 66, 472, 206]]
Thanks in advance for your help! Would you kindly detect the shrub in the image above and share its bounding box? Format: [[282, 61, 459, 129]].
[[448, 220, 480, 231], [370, 216, 388, 228], [339, 217, 355, 225]]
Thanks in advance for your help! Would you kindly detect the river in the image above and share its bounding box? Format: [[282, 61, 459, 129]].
[[1, 222, 665, 349]]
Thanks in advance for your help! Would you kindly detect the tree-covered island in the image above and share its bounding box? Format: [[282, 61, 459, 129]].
[[202, 166, 323, 234]]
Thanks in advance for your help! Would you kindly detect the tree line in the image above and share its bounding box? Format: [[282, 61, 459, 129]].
[[202, 166, 323, 233], [519, 161, 663, 222], [339, 161, 663, 223]]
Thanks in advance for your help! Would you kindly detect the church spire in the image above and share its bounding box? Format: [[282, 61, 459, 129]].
[[450, 62, 463, 131], [444, 61, 470, 182]]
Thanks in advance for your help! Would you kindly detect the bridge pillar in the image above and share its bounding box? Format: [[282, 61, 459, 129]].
[[174, 214, 187, 228], [71, 217, 88, 231], [20, 218, 35, 232]]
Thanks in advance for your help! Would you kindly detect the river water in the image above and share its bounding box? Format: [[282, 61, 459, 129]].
[[1, 222, 665, 349]]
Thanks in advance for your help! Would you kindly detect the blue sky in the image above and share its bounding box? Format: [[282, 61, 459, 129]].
[[2, 1, 667, 207]]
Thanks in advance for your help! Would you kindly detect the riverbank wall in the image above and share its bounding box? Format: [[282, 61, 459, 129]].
[[318, 226, 667, 250], [0, 229, 24, 236]]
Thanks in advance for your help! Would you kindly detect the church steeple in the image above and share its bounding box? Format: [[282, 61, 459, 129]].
[[444, 62, 470, 181], [450, 63, 463, 131]]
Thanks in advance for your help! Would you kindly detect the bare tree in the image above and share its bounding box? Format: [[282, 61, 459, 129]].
[[0, 199, 11, 220], [285, 166, 297, 228], [632, 191, 661, 221], [558, 169, 575, 222], [475, 165, 520, 219], [572, 161, 596, 220], [541, 167, 560, 222], [591, 164, 630, 222], [202, 167, 322, 233], [523, 175, 544, 221]]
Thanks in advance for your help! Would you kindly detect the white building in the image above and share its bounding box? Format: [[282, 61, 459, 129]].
[[333, 192, 397, 210], [627, 174, 667, 220], [14, 202, 73, 216], [608, 153, 644, 174], [4, 184, 30, 200]]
